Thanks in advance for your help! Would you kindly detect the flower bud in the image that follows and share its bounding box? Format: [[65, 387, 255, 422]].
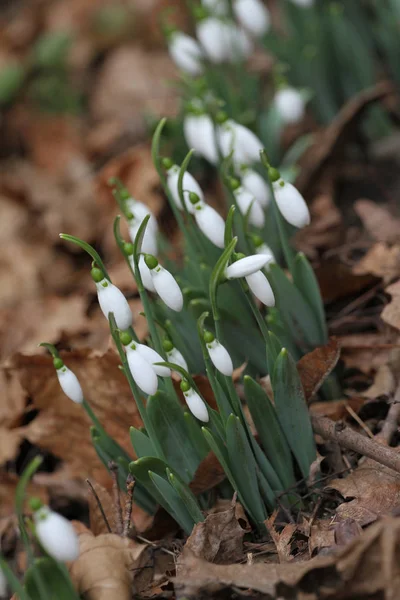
[[218, 120, 263, 165], [234, 186, 265, 227], [138, 255, 156, 292], [233, 0, 270, 37], [168, 32, 204, 76], [55, 360, 83, 404], [196, 18, 252, 64], [166, 346, 189, 373], [180, 382, 209, 422], [204, 333, 233, 375], [91, 272, 132, 330], [275, 87, 305, 124], [125, 197, 158, 234], [254, 240, 275, 262], [126, 344, 158, 395], [166, 165, 204, 213], [136, 344, 171, 377], [226, 254, 269, 279], [128, 218, 158, 256], [273, 179, 310, 228], [145, 257, 184, 312], [241, 169, 270, 207], [33, 505, 80, 562], [194, 204, 225, 248], [183, 113, 218, 164], [245, 270, 275, 306]]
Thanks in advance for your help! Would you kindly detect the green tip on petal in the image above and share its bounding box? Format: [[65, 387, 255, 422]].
[[91, 267, 104, 283], [189, 191, 201, 205], [124, 242, 134, 256], [29, 496, 44, 512], [180, 380, 191, 393], [203, 330, 215, 344], [268, 167, 280, 182], [144, 254, 158, 270], [163, 339, 174, 352], [120, 331, 133, 346], [161, 157, 173, 170], [53, 357, 64, 370]]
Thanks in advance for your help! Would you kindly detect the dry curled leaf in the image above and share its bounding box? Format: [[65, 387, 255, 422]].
[[354, 199, 400, 244], [297, 337, 341, 402], [382, 280, 400, 331], [353, 243, 400, 284]]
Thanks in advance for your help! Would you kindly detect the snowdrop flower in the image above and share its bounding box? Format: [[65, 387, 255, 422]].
[[180, 380, 209, 422], [196, 18, 252, 64], [32, 501, 80, 562], [144, 256, 183, 312], [204, 331, 233, 376], [54, 358, 83, 404], [121, 334, 159, 395], [275, 87, 305, 124], [202, 0, 229, 15], [135, 344, 171, 377], [190, 193, 225, 248], [218, 118, 263, 165], [184, 112, 218, 164], [226, 253, 270, 279], [269, 169, 310, 228], [164, 160, 204, 214], [128, 215, 158, 256], [232, 181, 265, 227], [124, 243, 156, 292], [91, 268, 132, 330], [246, 270, 275, 306], [124, 194, 158, 235], [252, 235, 276, 262], [240, 168, 270, 207], [163, 339, 189, 373], [168, 31, 204, 76], [233, 0, 270, 37]]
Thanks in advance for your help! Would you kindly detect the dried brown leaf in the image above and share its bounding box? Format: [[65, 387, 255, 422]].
[[297, 338, 341, 402], [265, 511, 299, 563], [353, 243, 400, 284], [310, 397, 365, 421], [190, 451, 226, 496], [354, 199, 400, 244], [308, 519, 336, 557], [382, 279, 400, 331], [87, 481, 116, 536], [314, 258, 379, 303]]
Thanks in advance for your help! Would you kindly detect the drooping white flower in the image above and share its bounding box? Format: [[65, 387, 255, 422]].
[[168, 32, 204, 76], [193, 203, 225, 248], [233, 0, 270, 37], [255, 241, 275, 262], [246, 270, 275, 306], [226, 254, 270, 279], [202, 0, 229, 15], [275, 87, 305, 124], [166, 346, 189, 373], [55, 362, 83, 404], [125, 197, 158, 235], [34, 506, 80, 562], [273, 179, 310, 228], [166, 164, 204, 214], [196, 18, 252, 64], [126, 344, 159, 395], [241, 168, 270, 207], [183, 113, 218, 164], [92, 270, 132, 330], [145, 257, 184, 312], [181, 384, 209, 422], [138, 255, 156, 292], [205, 334, 233, 376], [135, 344, 171, 377], [234, 186, 265, 227], [128, 218, 158, 256], [218, 119, 263, 165]]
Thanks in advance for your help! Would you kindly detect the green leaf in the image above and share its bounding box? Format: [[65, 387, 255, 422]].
[[224, 205, 236, 247], [130, 427, 157, 458], [265, 329, 282, 374], [167, 469, 205, 523], [244, 376, 295, 490], [272, 349, 316, 478], [59, 234, 110, 281], [146, 391, 200, 482], [209, 237, 238, 321], [25, 558, 80, 600], [148, 471, 194, 535], [292, 252, 328, 343], [226, 415, 267, 524], [0, 556, 31, 600], [32, 32, 72, 69], [184, 412, 210, 459], [0, 63, 25, 106]]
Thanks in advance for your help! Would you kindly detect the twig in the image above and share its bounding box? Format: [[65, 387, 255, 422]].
[[311, 415, 400, 473], [123, 474, 136, 537], [136, 535, 176, 557], [345, 403, 374, 439], [109, 461, 123, 535], [86, 479, 112, 533]]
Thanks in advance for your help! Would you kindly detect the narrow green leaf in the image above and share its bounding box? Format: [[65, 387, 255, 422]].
[[167, 469, 205, 523], [148, 471, 194, 534], [184, 412, 209, 459], [292, 252, 328, 343], [224, 205, 236, 248], [209, 237, 238, 321], [25, 558, 80, 600], [130, 427, 156, 459], [0, 556, 31, 600], [59, 234, 110, 281]]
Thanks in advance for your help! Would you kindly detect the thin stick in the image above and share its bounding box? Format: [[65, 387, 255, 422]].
[[109, 461, 123, 535], [311, 415, 400, 473], [123, 474, 136, 538], [345, 403, 374, 439], [86, 479, 112, 533]]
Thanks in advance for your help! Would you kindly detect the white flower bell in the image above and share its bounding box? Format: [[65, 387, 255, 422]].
[[218, 119, 263, 165], [168, 31, 204, 76], [196, 18, 252, 63], [241, 168, 270, 207], [184, 112, 218, 164], [233, 184, 265, 227], [33, 505, 80, 562], [136, 344, 171, 377], [128, 217, 158, 256], [275, 87, 305, 124], [55, 359, 83, 404], [165, 162, 204, 214], [163, 339, 189, 374], [233, 0, 271, 37], [91, 269, 132, 330], [145, 256, 184, 312], [226, 254, 270, 279], [192, 198, 225, 248], [246, 270, 275, 307], [126, 343, 159, 395], [204, 332, 233, 376], [272, 176, 310, 228], [125, 196, 158, 235], [181, 381, 209, 422], [253, 237, 275, 262], [138, 254, 156, 292]]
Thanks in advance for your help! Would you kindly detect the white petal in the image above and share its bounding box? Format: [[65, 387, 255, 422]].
[[226, 254, 269, 278], [151, 266, 183, 312], [207, 340, 233, 375], [34, 507, 79, 562], [127, 347, 158, 395], [275, 88, 305, 124], [167, 347, 189, 373], [138, 255, 156, 292], [96, 281, 132, 330], [255, 243, 275, 263], [218, 120, 262, 165], [167, 166, 204, 213], [234, 186, 265, 227], [183, 114, 218, 164], [194, 204, 225, 248], [57, 367, 83, 404], [184, 388, 209, 422], [273, 179, 310, 228], [202, 0, 229, 15], [241, 169, 270, 207], [233, 0, 270, 37], [197, 18, 229, 63], [126, 199, 158, 234], [169, 32, 203, 75], [136, 344, 171, 377], [246, 271, 275, 306], [129, 221, 158, 256]]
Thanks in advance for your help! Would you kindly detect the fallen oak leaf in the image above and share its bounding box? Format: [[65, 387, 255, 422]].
[[297, 337, 341, 402], [353, 242, 400, 284], [354, 199, 400, 245]]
